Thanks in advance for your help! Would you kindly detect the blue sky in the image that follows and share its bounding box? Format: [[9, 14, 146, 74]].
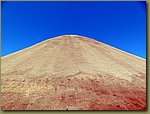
[[2, 1, 146, 58]]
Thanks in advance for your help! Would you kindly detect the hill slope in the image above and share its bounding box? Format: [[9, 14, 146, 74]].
[[1, 35, 146, 110]]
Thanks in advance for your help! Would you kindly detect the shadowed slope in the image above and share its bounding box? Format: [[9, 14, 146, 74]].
[[1, 35, 146, 110]]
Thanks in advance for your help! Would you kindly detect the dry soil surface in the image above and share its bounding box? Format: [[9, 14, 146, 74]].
[[1, 35, 146, 110]]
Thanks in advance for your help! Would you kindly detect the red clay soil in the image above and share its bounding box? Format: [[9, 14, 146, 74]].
[[1, 35, 146, 110]]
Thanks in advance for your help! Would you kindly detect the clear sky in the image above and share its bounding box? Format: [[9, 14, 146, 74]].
[[2, 1, 146, 58]]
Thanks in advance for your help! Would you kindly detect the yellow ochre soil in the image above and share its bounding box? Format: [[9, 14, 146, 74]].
[[1, 35, 146, 110]]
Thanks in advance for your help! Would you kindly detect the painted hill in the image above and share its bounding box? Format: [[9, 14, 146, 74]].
[[1, 35, 146, 110]]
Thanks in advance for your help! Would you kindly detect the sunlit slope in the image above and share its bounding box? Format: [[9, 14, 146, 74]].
[[1, 35, 146, 110]]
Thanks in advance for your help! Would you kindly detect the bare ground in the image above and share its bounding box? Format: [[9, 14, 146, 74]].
[[1, 35, 146, 110]]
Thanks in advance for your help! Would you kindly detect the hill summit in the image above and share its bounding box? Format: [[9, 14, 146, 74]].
[[1, 35, 146, 110]]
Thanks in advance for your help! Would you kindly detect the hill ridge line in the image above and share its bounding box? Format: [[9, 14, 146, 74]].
[[2, 35, 145, 61]]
